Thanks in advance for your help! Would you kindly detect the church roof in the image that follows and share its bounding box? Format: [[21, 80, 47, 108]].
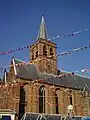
[[39, 71, 90, 90], [11, 57, 90, 90], [16, 63, 40, 80], [37, 16, 48, 40], [14, 62, 90, 90]]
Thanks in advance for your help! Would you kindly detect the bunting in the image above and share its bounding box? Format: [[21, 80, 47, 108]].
[[0, 60, 90, 79], [0, 28, 89, 56], [0, 45, 30, 56], [57, 45, 90, 56], [49, 29, 90, 41], [64, 29, 90, 37], [48, 36, 59, 41], [0, 43, 89, 57], [61, 68, 90, 75]]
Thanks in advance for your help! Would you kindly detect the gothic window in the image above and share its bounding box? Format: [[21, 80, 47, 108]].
[[35, 46, 38, 58], [55, 89, 59, 114], [36, 51, 38, 58], [43, 45, 47, 56], [70, 95, 72, 105], [50, 47, 53, 56], [39, 85, 45, 113], [89, 101, 90, 107], [32, 49, 34, 60], [19, 86, 26, 119]]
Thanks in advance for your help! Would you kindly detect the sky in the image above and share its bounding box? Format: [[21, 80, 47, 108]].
[[0, 0, 90, 78]]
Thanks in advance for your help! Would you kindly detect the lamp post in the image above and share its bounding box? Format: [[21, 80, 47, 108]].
[[68, 105, 74, 118]]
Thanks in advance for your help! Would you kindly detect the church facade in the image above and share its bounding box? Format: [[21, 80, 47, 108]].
[[0, 16, 90, 119]]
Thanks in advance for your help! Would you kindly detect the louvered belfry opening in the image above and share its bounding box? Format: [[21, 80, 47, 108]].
[[50, 47, 53, 56], [43, 45, 47, 56], [31, 49, 34, 60], [35, 46, 38, 58]]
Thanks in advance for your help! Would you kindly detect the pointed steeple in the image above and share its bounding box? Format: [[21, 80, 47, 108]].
[[37, 16, 48, 40]]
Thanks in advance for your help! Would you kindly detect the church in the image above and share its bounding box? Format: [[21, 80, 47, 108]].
[[0, 16, 90, 120]]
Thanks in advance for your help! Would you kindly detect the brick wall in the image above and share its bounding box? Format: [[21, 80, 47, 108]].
[[0, 81, 90, 118]]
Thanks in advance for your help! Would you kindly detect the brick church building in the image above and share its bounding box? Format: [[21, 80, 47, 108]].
[[0, 16, 90, 119]]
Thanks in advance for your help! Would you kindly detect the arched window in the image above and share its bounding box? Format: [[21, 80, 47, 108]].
[[89, 101, 90, 107], [36, 46, 38, 58], [19, 86, 25, 119], [70, 95, 72, 105], [43, 45, 47, 56], [55, 89, 59, 114], [39, 86, 45, 113], [36, 51, 38, 58], [50, 47, 53, 56], [32, 49, 34, 60]]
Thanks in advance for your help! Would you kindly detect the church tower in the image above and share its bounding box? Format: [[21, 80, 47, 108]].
[[30, 16, 57, 74]]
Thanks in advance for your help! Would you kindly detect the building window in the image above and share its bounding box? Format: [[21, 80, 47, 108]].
[[39, 86, 45, 113], [89, 101, 90, 107], [55, 93, 59, 114], [70, 95, 72, 105], [50, 47, 53, 56], [55, 90, 59, 114], [43, 45, 47, 56], [36, 51, 38, 58], [31, 49, 34, 60], [19, 86, 25, 119], [35, 46, 38, 58]]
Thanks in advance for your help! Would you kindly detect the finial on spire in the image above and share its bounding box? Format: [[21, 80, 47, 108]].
[[42, 15, 44, 22], [37, 16, 48, 40]]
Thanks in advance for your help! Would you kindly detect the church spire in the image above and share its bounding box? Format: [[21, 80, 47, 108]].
[[37, 16, 48, 40]]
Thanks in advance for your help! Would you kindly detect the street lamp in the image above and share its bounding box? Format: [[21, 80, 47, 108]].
[[68, 105, 74, 118]]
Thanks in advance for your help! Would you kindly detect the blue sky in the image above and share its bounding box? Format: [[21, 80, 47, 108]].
[[0, 0, 90, 77]]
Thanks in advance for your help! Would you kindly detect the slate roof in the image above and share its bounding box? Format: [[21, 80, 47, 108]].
[[39, 72, 90, 90], [16, 63, 40, 80], [14, 61, 90, 90]]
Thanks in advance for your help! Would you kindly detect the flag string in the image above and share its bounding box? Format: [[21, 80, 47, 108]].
[[0, 44, 89, 57], [0, 59, 90, 78], [50, 28, 90, 41], [57, 45, 90, 56], [64, 29, 90, 37], [0, 45, 31, 56]]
